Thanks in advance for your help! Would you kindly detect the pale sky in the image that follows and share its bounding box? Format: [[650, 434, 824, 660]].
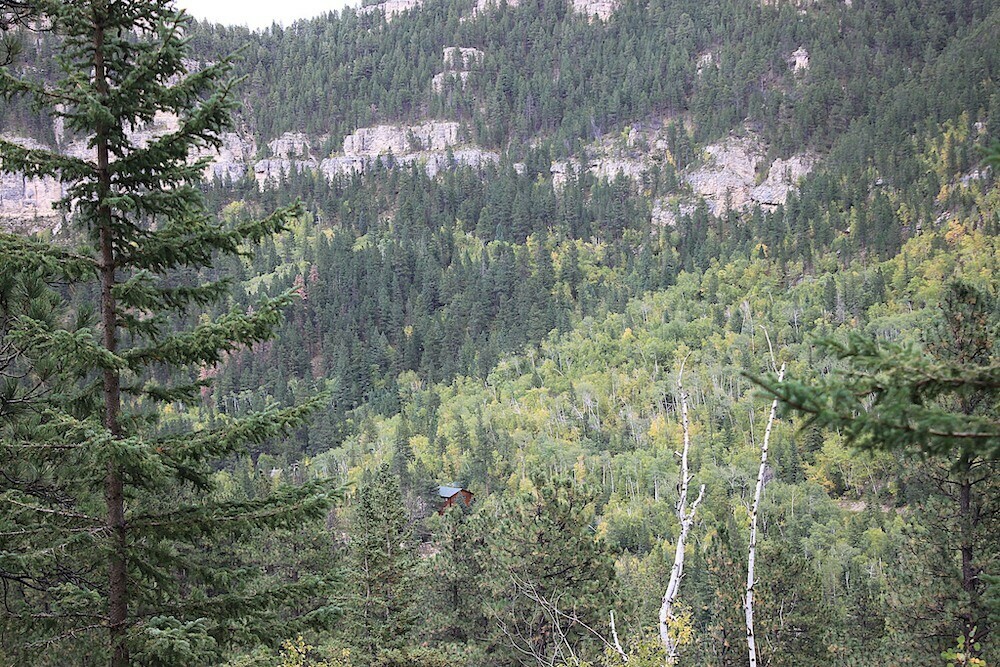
[[175, 0, 358, 30]]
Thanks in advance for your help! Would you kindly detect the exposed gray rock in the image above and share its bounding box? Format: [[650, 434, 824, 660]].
[[788, 46, 809, 73], [431, 71, 471, 93], [342, 122, 461, 157], [2, 111, 257, 226], [199, 132, 256, 183], [357, 0, 422, 20], [571, 0, 618, 20], [590, 158, 647, 181], [267, 132, 312, 158], [474, 0, 612, 18], [685, 133, 816, 214], [685, 135, 766, 215], [442, 47, 484, 70], [696, 52, 715, 76], [433, 47, 483, 93], [0, 171, 64, 230], [254, 158, 318, 187], [749, 154, 816, 206], [651, 199, 696, 227], [550, 156, 649, 188], [319, 155, 369, 178], [473, 0, 520, 13], [1, 136, 66, 228]]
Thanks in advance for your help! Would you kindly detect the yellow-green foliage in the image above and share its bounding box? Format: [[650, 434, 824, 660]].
[[276, 637, 352, 667]]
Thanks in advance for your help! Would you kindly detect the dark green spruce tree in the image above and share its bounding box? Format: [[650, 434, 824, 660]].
[[347, 464, 418, 666], [0, 2, 338, 665]]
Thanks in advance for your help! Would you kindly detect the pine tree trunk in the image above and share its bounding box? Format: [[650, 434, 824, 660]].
[[93, 15, 129, 667], [958, 453, 976, 653]]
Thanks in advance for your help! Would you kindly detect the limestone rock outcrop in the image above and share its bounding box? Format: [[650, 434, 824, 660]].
[[337, 122, 498, 177], [474, 0, 613, 19], [267, 132, 312, 158], [571, 0, 618, 20], [432, 71, 472, 92], [685, 136, 766, 215], [651, 199, 695, 228], [473, 0, 520, 14], [259, 122, 498, 185], [2, 112, 257, 227], [685, 133, 816, 214], [432, 47, 484, 92], [357, 0, 422, 20], [442, 47, 484, 69], [789, 47, 809, 72], [749, 154, 816, 206], [0, 136, 66, 231], [343, 122, 461, 157]]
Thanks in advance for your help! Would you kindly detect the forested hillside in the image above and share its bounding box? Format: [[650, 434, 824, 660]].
[[1, 0, 998, 665]]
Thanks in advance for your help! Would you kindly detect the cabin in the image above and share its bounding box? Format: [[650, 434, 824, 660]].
[[437, 485, 474, 513]]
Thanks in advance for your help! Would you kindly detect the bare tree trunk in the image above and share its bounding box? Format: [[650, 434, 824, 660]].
[[92, 13, 128, 667], [746, 364, 784, 667], [609, 610, 628, 663], [957, 452, 978, 653], [659, 365, 705, 665]]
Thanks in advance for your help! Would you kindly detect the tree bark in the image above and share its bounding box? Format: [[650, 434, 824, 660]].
[[746, 364, 783, 667], [659, 366, 705, 665], [92, 10, 128, 667], [958, 452, 977, 653]]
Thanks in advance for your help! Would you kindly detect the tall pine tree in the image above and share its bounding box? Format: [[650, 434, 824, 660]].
[[0, 2, 338, 665], [347, 465, 418, 665]]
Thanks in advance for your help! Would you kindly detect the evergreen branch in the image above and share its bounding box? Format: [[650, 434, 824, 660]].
[[7, 316, 125, 375], [113, 272, 232, 313], [5, 498, 102, 524], [112, 77, 238, 187], [749, 328, 1000, 458], [122, 294, 294, 368], [23, 623, 106, 651], [0, 66, 83, 106], [129, 480, 340, 536], [0, 136, 91, 181], [150, 394, 330, 469], [116, 205, 299, 272], [0, 234, 97, 281], [134, 380, 205, 406]]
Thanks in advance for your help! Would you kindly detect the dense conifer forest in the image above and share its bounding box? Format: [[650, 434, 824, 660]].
[[0, 0, 998, 665]]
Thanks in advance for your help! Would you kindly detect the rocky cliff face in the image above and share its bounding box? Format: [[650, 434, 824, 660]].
[[433, 47, 483, 92], [2, 110, 259, 228], [749, 154, 816, 206], [2, 95, 814, 233], [442, 47, 484, 69], [474, 0, 519, 12], [2, 116, 816, 230], [571, 0, 618, 20], [0, 136, 61, 230], [249, 122, 499, 186], [473, 0, 615, 18], [685, 133, 816, 215], [545, 122, 817, 224], [2, 113, 504, 227], [342, 122, 460, 156], [357, 0, 423, 20], [788, 46, 810, 72], [685, 136, 766, 214], [334, 122, 498, 177]]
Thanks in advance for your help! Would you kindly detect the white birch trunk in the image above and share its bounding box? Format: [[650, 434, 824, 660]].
[[659, 368, 705, 665], [745, 363, 784, 667]]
